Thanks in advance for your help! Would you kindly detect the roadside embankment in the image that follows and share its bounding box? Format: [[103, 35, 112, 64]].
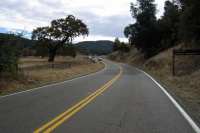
[[107, 46, 200, 123], [0, 56, 104, 95]]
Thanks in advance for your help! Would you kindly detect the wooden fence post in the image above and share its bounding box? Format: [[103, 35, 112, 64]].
[[173, 55, 175, 77]]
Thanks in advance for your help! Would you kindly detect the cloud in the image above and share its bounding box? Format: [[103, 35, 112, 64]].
[[155, 0, 165, 18], [0, 0, 165, 42]]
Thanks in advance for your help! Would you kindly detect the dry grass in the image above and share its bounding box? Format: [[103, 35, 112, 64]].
[[107, 45, 200, 122], [19, 56, 85, 68], [0, 56, 104, 95]]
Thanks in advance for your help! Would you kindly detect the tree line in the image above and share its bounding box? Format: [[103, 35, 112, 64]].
[[112, 38, 129, 52], [124, 0, 200, 58], [75, 40, 113, 55], [0, 33, 36, 57]]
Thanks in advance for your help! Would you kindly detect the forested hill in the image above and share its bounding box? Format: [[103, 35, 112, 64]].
[[74, 40, 113, 55], [0, 33, 113, 55], [0, 33, 35, 50]]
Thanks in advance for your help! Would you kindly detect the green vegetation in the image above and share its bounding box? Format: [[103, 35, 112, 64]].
[[0, 33, 36, 57], [124, 0, 158, 58], [112, 37, 130, 59], [112, 37, 130, 53], [74, 40, 113, 55], [0, 33, 22, 76], [32, 15, 89, 62], [124, 0, 200, 58], [178, 0, 200, 45]]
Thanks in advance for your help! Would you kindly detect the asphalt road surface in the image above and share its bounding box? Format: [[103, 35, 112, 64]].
[[0, 60, 199, 133]]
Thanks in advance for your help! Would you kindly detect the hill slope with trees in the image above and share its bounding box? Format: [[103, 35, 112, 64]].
[[74, 40, 113, 55], [0, 33, 36, 55], [124, 0, 200, 58]]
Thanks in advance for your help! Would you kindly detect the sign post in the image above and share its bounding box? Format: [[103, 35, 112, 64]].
[[173, 55, 175, 77]]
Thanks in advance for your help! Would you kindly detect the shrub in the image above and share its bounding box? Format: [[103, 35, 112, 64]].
[[0, 33, 21, 76]]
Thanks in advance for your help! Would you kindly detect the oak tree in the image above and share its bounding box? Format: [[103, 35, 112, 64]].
[[124, 0, 158, 58], [32, 15, 89, 62]]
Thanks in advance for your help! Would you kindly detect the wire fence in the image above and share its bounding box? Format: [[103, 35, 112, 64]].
[[20, 62, 86, 71]]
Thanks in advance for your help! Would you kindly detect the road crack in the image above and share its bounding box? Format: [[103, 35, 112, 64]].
[[99, 121, 118, 127], [116, 110, 130, 132]]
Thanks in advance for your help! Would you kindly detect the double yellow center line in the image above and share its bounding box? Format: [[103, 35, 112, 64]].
[[34, 63, 123, 133]]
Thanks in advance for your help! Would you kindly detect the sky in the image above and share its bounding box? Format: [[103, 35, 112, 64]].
[[0, 0, 166, 43]]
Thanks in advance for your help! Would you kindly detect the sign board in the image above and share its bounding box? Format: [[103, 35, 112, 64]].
[[172, 49, 200, 77], [173, 50, 200, 55]]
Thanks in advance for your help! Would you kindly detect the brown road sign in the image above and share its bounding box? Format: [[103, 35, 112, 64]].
[[173, 50, 200, 55]]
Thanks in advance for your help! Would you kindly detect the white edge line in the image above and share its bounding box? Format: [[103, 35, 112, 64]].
[[0, 62, 107, 99], [132, 66, 200, 133]]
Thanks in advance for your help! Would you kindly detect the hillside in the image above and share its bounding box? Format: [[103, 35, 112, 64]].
[[74, 40, 113, 55], [108, 45, 200, 123], [0, 33, 113, 56], [0, 33, 35, 50]]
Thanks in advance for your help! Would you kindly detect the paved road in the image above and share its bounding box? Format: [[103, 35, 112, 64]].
[[0, 60, 199, 133]]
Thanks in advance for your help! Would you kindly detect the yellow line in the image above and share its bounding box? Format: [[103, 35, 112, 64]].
[[33, 63, 123, 133], [44, 71, 121, 132], [33, 76, 117, 133]]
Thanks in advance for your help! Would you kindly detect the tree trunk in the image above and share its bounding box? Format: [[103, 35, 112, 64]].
[[48, 48, 57, 62], [48, 37, 69, 62]]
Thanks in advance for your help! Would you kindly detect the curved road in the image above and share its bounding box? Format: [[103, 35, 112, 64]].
[[0, 60, 199, 133]]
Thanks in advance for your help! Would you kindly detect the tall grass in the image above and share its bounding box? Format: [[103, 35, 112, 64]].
[[0, 56, 104, 95]]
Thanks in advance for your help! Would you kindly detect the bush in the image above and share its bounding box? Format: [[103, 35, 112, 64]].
[[0, 33, 21, 76]]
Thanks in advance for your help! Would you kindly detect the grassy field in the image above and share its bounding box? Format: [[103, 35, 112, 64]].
[[107, 45, 200, 123], [0, 56, 104, 95]]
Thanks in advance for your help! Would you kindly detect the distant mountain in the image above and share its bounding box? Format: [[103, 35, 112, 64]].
[[0, 33, 113, 55], [74, 40, 113, 55]]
